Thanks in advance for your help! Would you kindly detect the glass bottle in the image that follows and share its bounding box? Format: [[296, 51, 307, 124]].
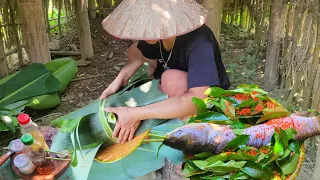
[[21, 134, 55, 175]]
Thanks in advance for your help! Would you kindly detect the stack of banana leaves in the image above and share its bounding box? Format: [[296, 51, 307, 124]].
[[0, 57, 78, 133]]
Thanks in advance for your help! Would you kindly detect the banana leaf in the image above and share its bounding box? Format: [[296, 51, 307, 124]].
[[0, 63, 61, 106], [26, 93, 61, 109], [44, 57, 78, 93], [51, 78, 167, 152]]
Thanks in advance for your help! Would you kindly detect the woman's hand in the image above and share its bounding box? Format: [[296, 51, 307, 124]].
[[105, 106, 141, 143], [100, 77, 128, 100]]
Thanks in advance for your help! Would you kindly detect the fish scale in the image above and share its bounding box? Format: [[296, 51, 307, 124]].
[[164, 114, 320, 154]]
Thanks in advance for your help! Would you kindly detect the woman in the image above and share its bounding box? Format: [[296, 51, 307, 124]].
[[100, 0, 230, 143]]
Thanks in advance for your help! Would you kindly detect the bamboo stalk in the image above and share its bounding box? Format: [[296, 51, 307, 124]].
[[0, 31, 9, 78], [64, 0, 70, 30], [148, 134, 166, 139], [58, 0, 63, 37], [46, 157, 71, 161]]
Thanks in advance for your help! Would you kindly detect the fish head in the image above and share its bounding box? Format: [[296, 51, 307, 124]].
[[163, 123, 212, 153]]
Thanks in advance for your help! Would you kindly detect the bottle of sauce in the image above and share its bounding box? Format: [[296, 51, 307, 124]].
[[21, 134, 55, 175], [17, 113, 49, 150]]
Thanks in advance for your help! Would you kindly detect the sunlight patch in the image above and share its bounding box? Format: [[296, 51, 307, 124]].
[[125, 98, 137, 108], [139, 81, 152, 93]]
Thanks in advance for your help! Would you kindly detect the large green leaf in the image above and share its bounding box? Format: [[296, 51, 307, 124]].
[[204, 86, 228, 98], [44, 57, 78, 93], [189, 112, 231, 124], [206, 152, 233, 165], [0, 63, 61, 106], [256, 107, 290, 124], [0, 115, 17, 133]]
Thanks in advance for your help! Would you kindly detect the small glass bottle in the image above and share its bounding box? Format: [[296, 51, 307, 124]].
[[13, 154, 36, 175], [21, 134, 55, 175], [17, 113, 49, 150]]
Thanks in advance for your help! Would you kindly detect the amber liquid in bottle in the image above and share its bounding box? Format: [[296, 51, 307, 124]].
[[24, 140, 55, 175]]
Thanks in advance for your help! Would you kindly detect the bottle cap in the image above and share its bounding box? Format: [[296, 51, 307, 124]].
[[21, 134, 34, 146], [13, 154, 30, 168], [17, 114, 31, 125], [9, 139, 24, 152]]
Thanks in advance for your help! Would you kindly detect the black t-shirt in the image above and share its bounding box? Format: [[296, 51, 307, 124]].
[[137, 24, 230, 90]]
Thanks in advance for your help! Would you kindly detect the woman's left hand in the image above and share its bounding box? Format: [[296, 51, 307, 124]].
[[104, 106, 141, 143]]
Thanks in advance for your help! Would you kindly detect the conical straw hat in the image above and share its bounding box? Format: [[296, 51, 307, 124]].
[[102, 0, 208, 40]]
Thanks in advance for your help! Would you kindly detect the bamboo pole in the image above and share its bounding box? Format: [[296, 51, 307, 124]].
[[17, 0, 51, 63], [64, 0, 70, 30], [58, 0, 63, 37], [8, 1, 24, 67], [0, 33, 9, 78], [88, 0, 97, 19], [74, 0, 93, 60]]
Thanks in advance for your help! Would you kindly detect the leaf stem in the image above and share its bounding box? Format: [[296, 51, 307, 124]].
[[46, 157, 71, 161], [148, 134, 166, 139], [44, 150, 70, 157], [144, 139, 164, 143]]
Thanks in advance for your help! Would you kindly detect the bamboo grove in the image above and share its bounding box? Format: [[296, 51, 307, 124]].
[[222, 0, 320, 113]]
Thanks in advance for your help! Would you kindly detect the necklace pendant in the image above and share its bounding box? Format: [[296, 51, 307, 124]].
[[163, 64, 169, 70]]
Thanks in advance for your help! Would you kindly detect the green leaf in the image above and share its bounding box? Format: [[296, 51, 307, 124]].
[[189, 112, 230, 124], [285, 128, 297, 140], [0, 120, 7, 131], [257, 107, 290, 124], [0, 115, 17, 133], [0, 63, 61, 106], [224, 135, 249, 151], [26, 93, 61, 109], [206, 152, 233, 165], [278, 148, 291, 161], [192, 97, 207, 113], [279, 153, 300, 175], [273, 134, 284, 156], [241, 162, 273, 179], [231, 121, 246, 129], [194, 152, 214, 160], [230, 172, 250, 180], [232, 129, 244, 136], [206, 160, 247, 175], [220, 98, 236, 119], [288, 140, 300, 153], [193, 160, 208, 170], [44, 57, 78, 93], [205, 86, 228, 98], [230, 151, 257, 162], [60, 117, 82, 133], [238, 99, 254, 108]]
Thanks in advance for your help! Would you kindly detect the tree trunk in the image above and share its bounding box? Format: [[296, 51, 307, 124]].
[[17, 0, 51, 64], [203, 0, 223, 44], [264, 0, 285, 90], [0, 34, 9, 78], [74, 0, 93, 60], [8, 1, 24, 67], [88, 0, 97, 19], [58, 0, 63, 37]]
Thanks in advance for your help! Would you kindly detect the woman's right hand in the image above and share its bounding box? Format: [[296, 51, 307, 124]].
[[100, 77, 128, 99]]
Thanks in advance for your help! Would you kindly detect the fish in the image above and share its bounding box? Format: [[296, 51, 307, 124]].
[[163, 113, 320, 154]]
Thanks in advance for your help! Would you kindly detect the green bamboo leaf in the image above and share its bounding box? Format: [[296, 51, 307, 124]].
[[279, 153, 300, 175], [192, 97, 207, 113], [241, 162, 273, 179], [220, 98, 236, 119], [230, 172, 250, 180], [231, 121, 246, 129], [194, 152, 214, 160], [0, 63, 61, 106], [285, 128, 297, 140], [230, 151, 257, 162], [44, 57, 78, 93], [70, 131, 78, 167], [224, 135, 249, 151], [288, 140, 300, 153], [60, 117, 82, 133], [273, 134, 284, 156], [204, 86, 228, 98]]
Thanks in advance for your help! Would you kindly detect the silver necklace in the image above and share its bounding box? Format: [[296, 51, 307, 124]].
[[159, 39, 175, 70]]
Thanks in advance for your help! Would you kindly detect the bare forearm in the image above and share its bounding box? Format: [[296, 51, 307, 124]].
[[136, 93, 202, 120]]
